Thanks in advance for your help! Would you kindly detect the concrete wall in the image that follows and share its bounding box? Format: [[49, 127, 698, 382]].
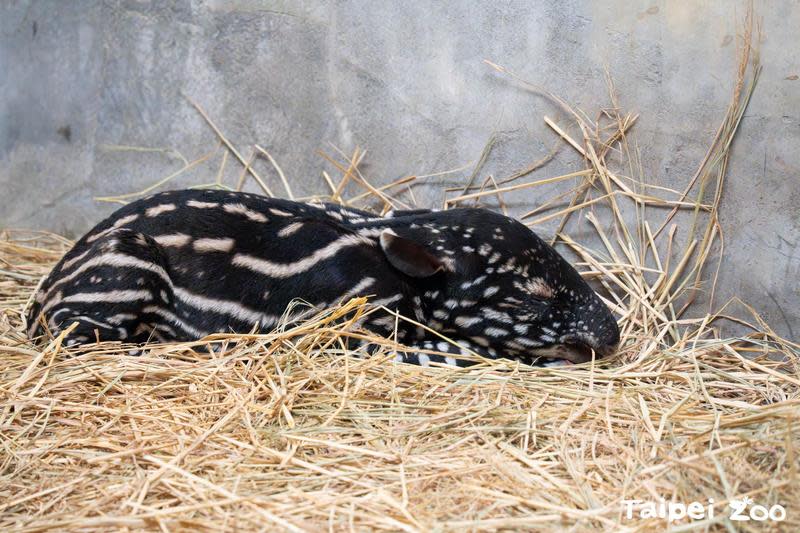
[[1, 0, 798, 339]]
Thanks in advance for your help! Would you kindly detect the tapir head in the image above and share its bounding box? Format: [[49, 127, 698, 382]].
[[380, 208, 620, 364]]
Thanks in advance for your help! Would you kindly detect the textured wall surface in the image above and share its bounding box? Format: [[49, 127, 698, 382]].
[[1, 0, 798, 338]]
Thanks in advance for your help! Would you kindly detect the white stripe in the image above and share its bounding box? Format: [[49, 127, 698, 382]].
[[277, 222, 304, 237], [223, 203, 268, 222], [41, 290, 64, 316], [47, 306, 73, 330], [86, 214, 140, 242], [143, 306, 207, 338], [49, 307, 73, 323], [63, 290, 152, 303], [232, 234, 373, 279], [146, 203, 177, 217], [173, 287, 278, 327], [155, 323, 177, 337], [338, 277, 376, 302], [60, 248, 93, 272], [64, 314, 113, 330], [356, 227, 384, 238], [187, 200, 219, 209], [153, 233, 191, 247], [269, 208, 293, 217], [44, 253, 172, 300], [193, 237, 235, 252], [107, 313, 137, 324], [370, 294, 403, 308]]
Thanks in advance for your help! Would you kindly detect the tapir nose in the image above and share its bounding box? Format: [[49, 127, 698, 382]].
[[599, 318, 620, 355], [586, 297, 620, 357], [561, 316, 620, 361]]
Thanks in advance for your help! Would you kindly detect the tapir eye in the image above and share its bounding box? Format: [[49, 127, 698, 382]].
[[524, 277, 555, 300]]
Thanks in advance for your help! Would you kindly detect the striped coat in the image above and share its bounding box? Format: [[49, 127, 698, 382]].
[[28, 189, 619, 366]]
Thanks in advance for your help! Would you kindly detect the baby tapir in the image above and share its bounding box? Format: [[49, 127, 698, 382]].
[[27, 189, 619, 366]]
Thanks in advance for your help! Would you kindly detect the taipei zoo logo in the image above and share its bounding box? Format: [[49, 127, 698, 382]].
[[622, 497, 786, 523]]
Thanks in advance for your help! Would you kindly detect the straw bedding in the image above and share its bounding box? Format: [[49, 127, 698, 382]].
[[2, 14, 798, 532]]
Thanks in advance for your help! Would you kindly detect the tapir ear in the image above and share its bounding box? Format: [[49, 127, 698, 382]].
[[379, 229, 446, 278]]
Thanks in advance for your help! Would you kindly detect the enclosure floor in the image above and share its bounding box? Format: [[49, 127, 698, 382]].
[[0, 231, 797, 532]]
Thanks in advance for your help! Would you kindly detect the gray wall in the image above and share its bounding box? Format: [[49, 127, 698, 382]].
[[1, 0, 798, 339]]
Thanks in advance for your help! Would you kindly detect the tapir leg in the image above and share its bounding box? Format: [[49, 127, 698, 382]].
[[34, 229, 180, 346]]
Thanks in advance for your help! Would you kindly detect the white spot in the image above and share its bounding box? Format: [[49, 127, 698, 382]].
[[470, 336, 489, 347], [483, 286, 499, 298], [460, 276, 486, 290], [484, 309, 513, 323], [526, 277, 555, 299], [455, 316, 482, 327]]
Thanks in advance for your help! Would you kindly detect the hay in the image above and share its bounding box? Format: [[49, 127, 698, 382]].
[[2, 10, 799, 532]]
